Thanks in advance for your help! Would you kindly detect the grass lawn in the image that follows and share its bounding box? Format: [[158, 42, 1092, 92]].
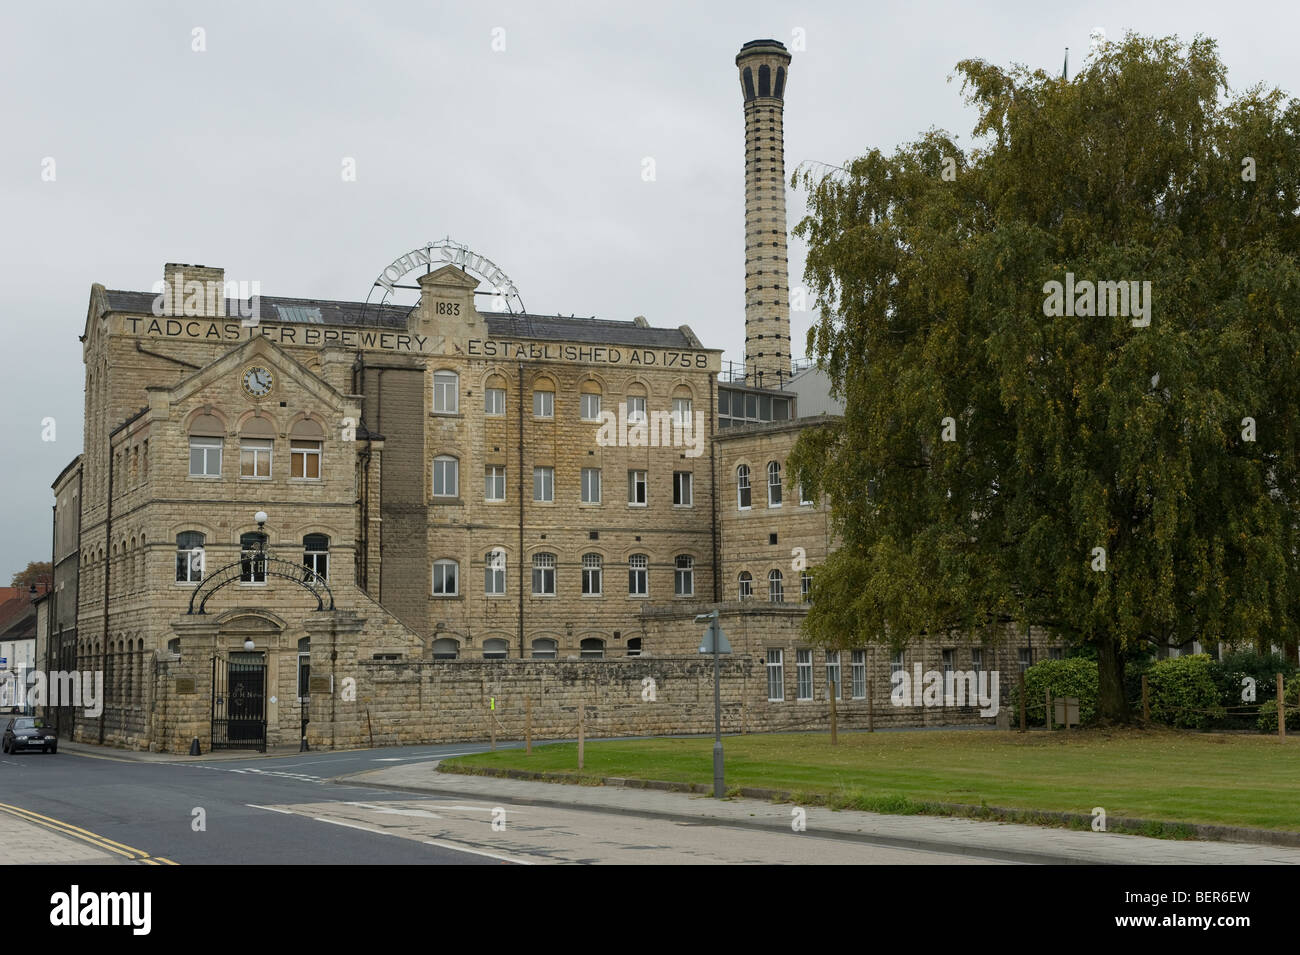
[[445, 728, 1300, 833]]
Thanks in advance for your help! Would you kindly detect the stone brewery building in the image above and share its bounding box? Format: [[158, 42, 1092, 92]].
[[40, 40, 1057, 752]]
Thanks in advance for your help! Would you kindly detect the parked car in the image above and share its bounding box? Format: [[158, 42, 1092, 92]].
[[2, 717, 56, 754]]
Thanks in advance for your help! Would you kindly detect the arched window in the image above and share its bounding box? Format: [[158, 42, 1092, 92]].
[[581, 553, 603, 596], [240, 417, 274, 479], [290, 418, 324, 480], [774, 66, 786, 98], [432, 637, 459, 660], [532, 553, 556, 595], [175, 531, 204, 583], [738, 571, 753, 601], [758, 64, 771, 97], [743, 66, 755, 101], [240, 532, 267, 584], [580, 380, 603, 421], [433, 370, 459, 414], [485, 548, 507, 595], [483, 638, 509, 660], [768, 569, 784, 603], [189, 414, 223, 478], [432, 559, 459, 596], [531, 637, 558, 659], [674, 555, 694, 597], [628, 554, 648, 596], [484, 375, 506, 416], [625, 385, 647, 424], [801, 571, 813, 602], [303, 534, 329, 580], [580, 637, 605, 659], [737, 464, 752, 509], [767, 461, 783, 506], [432, 455, 459, 498], [626, 637, 643, 657]]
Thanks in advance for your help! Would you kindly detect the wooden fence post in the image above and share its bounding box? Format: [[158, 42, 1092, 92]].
[[829, 680, 838, 745], [866, 668, 874, 733], [1018, 669, 1027, 732], [577, 700, 585, 770], [1279, 674, 1286, 739]]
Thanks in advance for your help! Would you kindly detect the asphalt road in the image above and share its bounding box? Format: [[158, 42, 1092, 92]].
[[0, 743, 1008, 864]]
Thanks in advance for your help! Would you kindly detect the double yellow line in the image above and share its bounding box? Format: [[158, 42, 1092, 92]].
[[0, 802, 177, 865]]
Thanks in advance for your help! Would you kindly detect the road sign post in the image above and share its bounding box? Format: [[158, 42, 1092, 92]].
[[696, 609, 732, 798]]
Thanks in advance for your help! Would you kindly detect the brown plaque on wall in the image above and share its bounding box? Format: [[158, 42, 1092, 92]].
[[174, 677, 197, 695], [309, 676, 331, 694]]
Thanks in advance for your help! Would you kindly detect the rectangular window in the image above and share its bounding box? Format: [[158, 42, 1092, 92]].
[[432, 561, 458, 596], [628, 470, 647, 506], [826, 650, 842, 698], [484, 550, 506, 596], [674, 555, 694, 597], [1018, 648, 1032, 672], [433, 372, 458, 413], [1049, 647, 1063, 660], [240, 439, 272, 479], [581, 554, 602, 596], [485, 388, 505, 416], [432, 457, 459, 498], [971, 648, 984, 673], [797, 649, 813, 701], [672, 471, 693, 506], [303, 545, 329, 581], [891, 651, 904, 677], [737, 468, 751, 509], [942, 649, 955, 675], [671, 397, 692, 426], [766, 649, 784, 702], [189, 436, 222, 477], [532, 554, 555, 596], [485, 466, 506, 502], [581, 467, 602, 504], [533, 390, 554, 418], [580, 393, 601, 421], [851, 650, 866, 699], [628, 555, 647, 596], [291, 440, 321, 479], [799, 484, 814, 506], [533, 466, 554, 502], [627, 395, 646, 423], [800, 572, 812, 602]]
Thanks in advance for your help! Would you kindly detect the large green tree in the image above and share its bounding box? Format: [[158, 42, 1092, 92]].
[[789, 34, 1300, 722]]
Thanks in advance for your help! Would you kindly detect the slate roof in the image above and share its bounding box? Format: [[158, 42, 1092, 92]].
[[103, 291, 697, 349]]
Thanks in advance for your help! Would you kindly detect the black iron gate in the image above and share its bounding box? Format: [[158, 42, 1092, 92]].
[[211, 653, 267, 752]]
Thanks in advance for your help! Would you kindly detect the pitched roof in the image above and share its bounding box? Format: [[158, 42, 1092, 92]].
[[103, 291, 699, 349]]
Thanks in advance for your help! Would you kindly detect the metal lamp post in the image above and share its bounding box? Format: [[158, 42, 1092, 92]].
[[695, 609, 732, 798]]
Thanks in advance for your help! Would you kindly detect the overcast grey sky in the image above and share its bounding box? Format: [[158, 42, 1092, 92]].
[[1, 0, 1295, 579]]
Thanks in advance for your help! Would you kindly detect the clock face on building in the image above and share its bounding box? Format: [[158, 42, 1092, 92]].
[[241, 366, 274, 398]]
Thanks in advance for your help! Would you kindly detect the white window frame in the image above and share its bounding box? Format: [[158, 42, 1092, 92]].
[[801, 571, 812, 602], [628, 470, 647, 507], [738, 571, 752, 600], [581, 467, 602, 504], [626, 395, 647, 423], [531, 638, 558, 659], [240, 438, 272, 480], [533, 466, 554, 502], [485, 387, 506, 416], [671, 396, 692, 427], [290, 440, 322, 480], [673, 471, 693, 507], [796, 648, 813, 701], [581, 553, 603, 596], [799, 483, 814, 506], [303, 535, 329, 581], [485, 465, 506, 502], [579, 638, 605, 659], [189, 435, 222, 478], [826, 650, 841, 698], [580, 393, 601, 421], [891, 651, 905, 677], [674, 555, 694, 597], [768, 569, 784, 603], [432, 559, 459, 596], [176, 533, 204, 584], [433, 371, 459, 414], [737, 465, 751, 509], [485, 549, 507, 596], [532, 553, 556, 596], [628, 554, 648, 597], [533, 389, 554, 418], [766, 649, 784, 702], [432, 455, 459, 498], [851, 650, 866, 699], [767, 460, 783, 507]]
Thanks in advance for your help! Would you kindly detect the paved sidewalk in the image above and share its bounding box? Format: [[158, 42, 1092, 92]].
[[0, 808, 122, 864], [345, 761, 1300, 865]]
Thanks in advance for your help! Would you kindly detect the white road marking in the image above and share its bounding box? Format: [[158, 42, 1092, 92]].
[[423, 839, 533, 865], [342, 802, 441, 818], [246, 804, 295, 814]]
